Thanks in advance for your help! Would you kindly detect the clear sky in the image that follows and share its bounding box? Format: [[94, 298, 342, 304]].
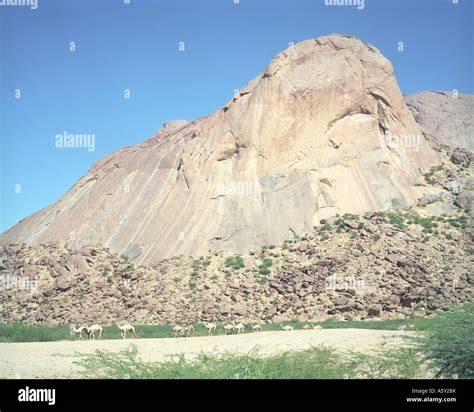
[[0, 0, 472, 232]]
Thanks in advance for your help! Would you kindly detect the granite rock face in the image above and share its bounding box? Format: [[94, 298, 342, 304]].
[[0, 34, 438, 263], [406, 91, 474, 151]]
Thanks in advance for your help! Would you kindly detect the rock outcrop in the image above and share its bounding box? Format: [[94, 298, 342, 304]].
[[406, 91, 474, 152], [0, 34, 438, 263]]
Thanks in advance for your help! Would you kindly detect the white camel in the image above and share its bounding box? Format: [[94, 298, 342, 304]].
[[172, 324, 182, 338], [186, 324, 195, 337], [234, 322, 245, 334], [252, 324, 262, 332], [280, 323, 294, 332], [87, 324, 103, 340], [223, 322, 235, 335], [70, 324, 89, 340], [203, 322, 217, 335], [116, 323, 136, 339]]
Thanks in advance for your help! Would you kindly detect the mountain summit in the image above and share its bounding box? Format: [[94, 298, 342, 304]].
[[1, 34, 438, 263]]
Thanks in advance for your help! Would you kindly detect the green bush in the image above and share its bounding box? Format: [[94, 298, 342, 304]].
[[349, 348, 423, 379], [319, 223, 332, 232], [415, 304, 474, 378], [224, 255, 245, 270], [74, 344, 425, 379]]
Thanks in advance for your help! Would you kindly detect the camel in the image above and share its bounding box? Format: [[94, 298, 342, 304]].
[[223, 322, 235, 335], [87, 324, 103, 340], [398, 325, 407, 332], [70, 324, 89, 340], [280, 324, 294, 332], [252, 324, 262, 332], [234, 322, 245, 334], [203, 322, 217, 335], [116, 323, 136, 339], [186, 324, 195, 337], [172, 324, 182, 338]]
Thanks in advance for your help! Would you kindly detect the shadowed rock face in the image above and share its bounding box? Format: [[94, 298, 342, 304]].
[[406, 91, 474, 152], [1, 34, 438, 264]]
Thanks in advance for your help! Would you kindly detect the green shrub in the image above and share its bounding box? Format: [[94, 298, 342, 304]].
[[74, 345, 426, 379], [258, 258, 273, 275], [224, 255, 245, 270], [319, 223, 332, 232], [349, 348, 424, 379], [414, 304, 474, 378]]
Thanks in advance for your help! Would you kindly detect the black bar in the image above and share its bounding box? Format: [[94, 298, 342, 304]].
[[0, 379, 471, 409]]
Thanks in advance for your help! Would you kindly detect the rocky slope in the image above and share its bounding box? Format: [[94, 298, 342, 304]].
[[0, 34, 438, 264], [406, 91, 474, 219], [1, 155, 472, 326], [1, 210, 471, 326]]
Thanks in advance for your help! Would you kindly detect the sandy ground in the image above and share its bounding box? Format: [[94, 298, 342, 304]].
[[0, 328, 414, 379]]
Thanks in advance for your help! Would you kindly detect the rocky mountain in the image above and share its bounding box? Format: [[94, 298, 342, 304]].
[[0, 34, 439, 264]]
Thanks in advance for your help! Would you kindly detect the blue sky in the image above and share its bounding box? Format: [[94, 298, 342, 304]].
[[0, 0, 472, 232]]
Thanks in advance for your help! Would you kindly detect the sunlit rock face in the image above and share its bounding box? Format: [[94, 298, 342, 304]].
[[1, 34, 438, 263]]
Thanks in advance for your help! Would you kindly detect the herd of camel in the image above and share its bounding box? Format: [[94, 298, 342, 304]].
[[69, 323, 136, 340], [69, 321, 326, 340]]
